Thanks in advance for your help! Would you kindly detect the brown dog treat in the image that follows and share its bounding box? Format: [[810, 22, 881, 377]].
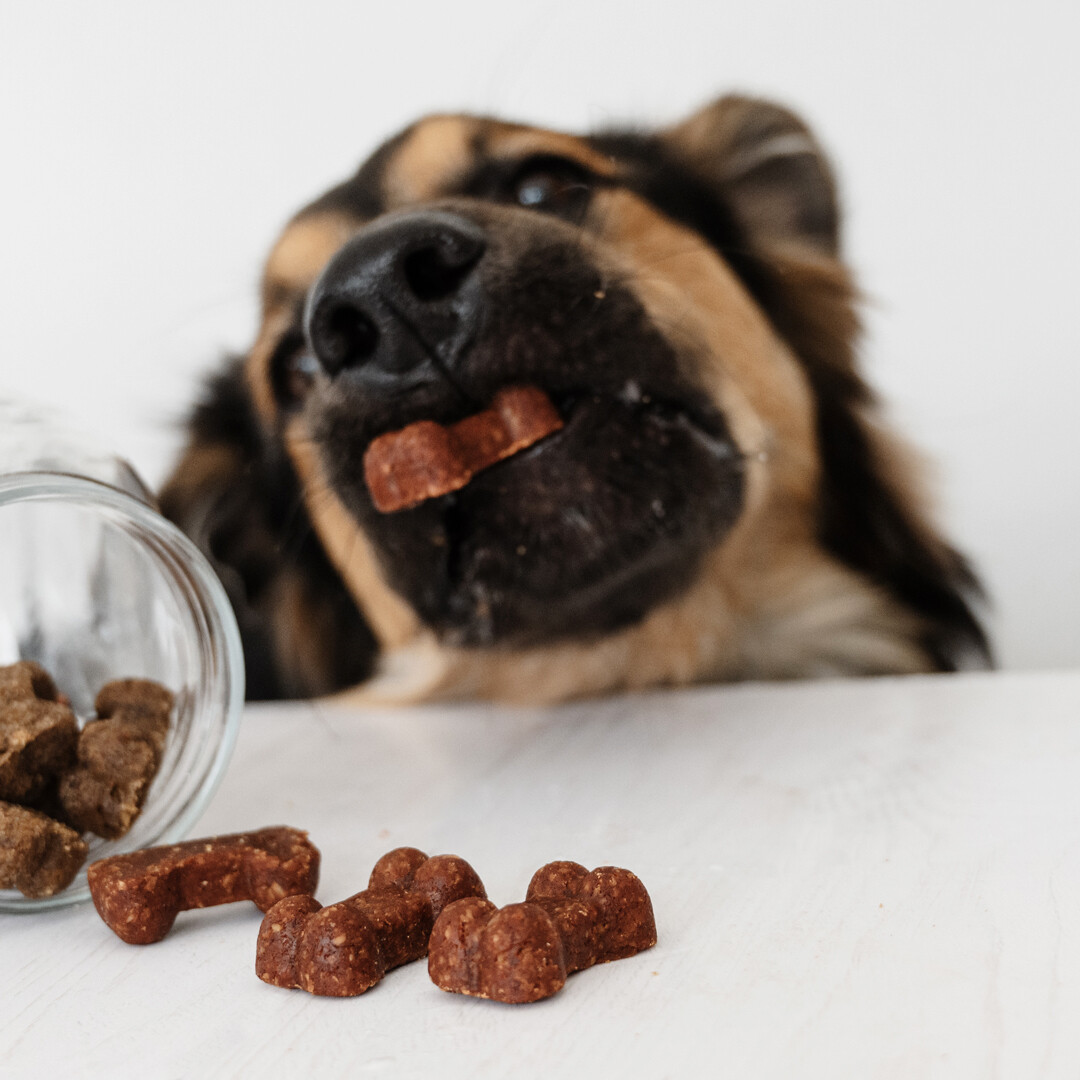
[[0, 800, 88, 898], [88, 826, 320, 944], [0, 661, 61, 704], [256, 846, 487, 996], [429, 861, 657, 1003], [0, 663, 79, 805], [95, 678, 174, 720], [94, 679, 174, 758], [55, 678, 174, 838], [363, 385, 564, 513], [56, 723, 159, 839]]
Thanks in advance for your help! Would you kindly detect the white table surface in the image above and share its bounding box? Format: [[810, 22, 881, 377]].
[[4, 670, 1080, 1079]]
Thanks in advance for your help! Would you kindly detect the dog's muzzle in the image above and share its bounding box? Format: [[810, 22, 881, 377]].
[[306, 210, 487, 402]]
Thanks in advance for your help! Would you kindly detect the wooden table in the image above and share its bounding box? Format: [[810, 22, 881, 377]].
[[4, 670, 1080, 1078]]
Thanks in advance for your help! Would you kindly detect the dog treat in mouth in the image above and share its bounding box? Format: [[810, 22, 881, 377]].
[[0, 662, 79, 805], [56, 679, 174, 839], [363, 385, 564, 513], [0, 801, 89, 898], [88, 826, 321, 943], [256, 846, 487, 996], [428, 860, 657, 1003]]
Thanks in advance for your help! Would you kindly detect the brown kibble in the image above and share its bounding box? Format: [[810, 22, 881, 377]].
[[87, 826, 320, 944], [0, 662, 78, 805], [256, 846, 487, 996], [428, 861, 657, 1003], [363, 385, 563, 513], [0, 801, 88, 898]]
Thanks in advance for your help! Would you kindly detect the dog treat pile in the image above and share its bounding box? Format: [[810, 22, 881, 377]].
[[256, 846, 486, 996], [0, 661, 173, 898], [84, 829, 656, 1005], [250, 846, 655, 1004], [88, 826, 321, 943], [363, 385, 564, 513]]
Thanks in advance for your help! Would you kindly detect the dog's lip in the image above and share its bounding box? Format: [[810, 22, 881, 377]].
[[533, 382, 741, 466]]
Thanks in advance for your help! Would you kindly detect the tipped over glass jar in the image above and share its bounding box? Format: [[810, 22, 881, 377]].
[[0, 398, 244, 911]]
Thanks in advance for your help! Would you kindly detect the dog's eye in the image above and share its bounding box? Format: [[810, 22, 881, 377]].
[[270, 331, 319, 409], [508, 157, 594, 221]]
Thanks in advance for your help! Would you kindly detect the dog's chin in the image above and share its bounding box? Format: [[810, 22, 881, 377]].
[[317, 386, 746, 649]]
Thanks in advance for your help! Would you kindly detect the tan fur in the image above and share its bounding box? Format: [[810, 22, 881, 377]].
[[383, 116, 479, 207], [338, 544, 929, 707], [247, 213, 360, 424], [284, 419, 422, 649], [263, 212, 360, 300], [588, 188, 820, 504], [481, 122, 619, 178]]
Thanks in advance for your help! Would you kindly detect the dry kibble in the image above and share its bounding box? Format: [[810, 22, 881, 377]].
[[88, 826, 321, 943], [428, 861, 657, 1003], [0, 800, 88, 898], [256, 847, 487, 996], [363, 385, 563, 513]]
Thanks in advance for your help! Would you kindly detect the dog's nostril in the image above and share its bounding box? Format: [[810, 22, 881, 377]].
[[403, 235, 485, 303], [310, 300, 380, 376]]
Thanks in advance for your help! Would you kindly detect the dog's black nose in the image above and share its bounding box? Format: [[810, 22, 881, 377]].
[[306, 210, 487, 390]]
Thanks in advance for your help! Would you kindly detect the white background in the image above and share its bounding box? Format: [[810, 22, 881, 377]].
[[1, 0, 1077, 671]]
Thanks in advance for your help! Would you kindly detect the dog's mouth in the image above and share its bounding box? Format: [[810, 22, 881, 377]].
[[314, 372, 745, 648], [361, 379, 739, 515]]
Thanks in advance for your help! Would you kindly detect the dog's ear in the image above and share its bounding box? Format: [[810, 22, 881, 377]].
[[159, 359, 378, 699], [664, 94, 840, 256], [666, 96, 991, 672]]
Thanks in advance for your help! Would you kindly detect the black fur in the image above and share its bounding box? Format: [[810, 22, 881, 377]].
[[162, 360, 378, 699]]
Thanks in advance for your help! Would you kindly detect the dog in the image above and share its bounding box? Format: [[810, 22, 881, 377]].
[[159, 95, 990, 704]]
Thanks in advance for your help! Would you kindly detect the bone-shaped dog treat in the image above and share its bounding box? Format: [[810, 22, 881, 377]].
[[363, 385, 564, 513], [428, 861, 657, 1003], [256, 846, 487, 996], [88, 826, 320, 944]]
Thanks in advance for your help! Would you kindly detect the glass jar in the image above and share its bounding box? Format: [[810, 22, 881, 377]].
[[0, 399, 245, 912]]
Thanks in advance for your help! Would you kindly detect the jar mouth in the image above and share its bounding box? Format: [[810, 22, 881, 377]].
[[0, 471, 245, 912]]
